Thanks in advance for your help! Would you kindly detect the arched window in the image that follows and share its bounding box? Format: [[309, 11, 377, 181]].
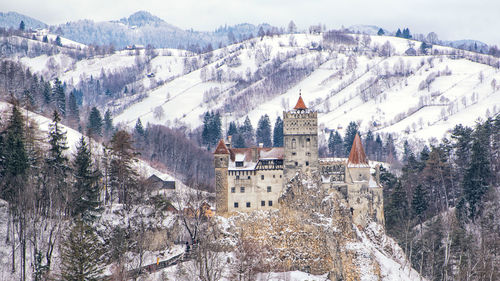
[[292, 139, 296, 149]]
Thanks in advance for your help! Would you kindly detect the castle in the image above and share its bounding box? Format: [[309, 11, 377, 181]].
[[214, 95, 384, 227]]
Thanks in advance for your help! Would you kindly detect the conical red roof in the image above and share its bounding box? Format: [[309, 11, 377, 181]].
[[214, 139, 229, 154], [347, 133, 369, 167], [293, 95, 308, 110]]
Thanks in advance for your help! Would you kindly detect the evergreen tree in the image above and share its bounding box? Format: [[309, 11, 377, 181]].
[[201, 112, 222, 149], [104, 110, 113, 137], [72, 137, 101, 222], [374, 134, 383, 161], [60, 220, 104, 281], [233, 134, 246, 148], [273, 116, 283, 147], [134, 118, 144, 137], [412, 184, 428, 223], [19, 20, 25, 31], [239, 116, 254, 148], [42, 81, 51, 105], [402, 28, 412, 39], [385, 179, 409, 236], [344, 121, 359, 155], [256, 114, 272, 147], [1, 105, 28, 203], [52, 78, 66, 116], [328, 130, 344, 157], [377, 28, 385, 36], [227, 121, 238, 138], [462, 125, 491, 220], [55, 36, 62, 47], [45, 110, 70, 212], [395, 28, 402, 38], [68, 91, 79, 123], [87, 107, 103, 137]]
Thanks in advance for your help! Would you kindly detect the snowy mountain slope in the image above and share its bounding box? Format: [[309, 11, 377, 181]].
[[0, 11, 47, 29], [14, 33, 500, 150]]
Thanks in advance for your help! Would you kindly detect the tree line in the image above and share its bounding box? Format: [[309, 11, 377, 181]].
[[382, 116, 500, 280]]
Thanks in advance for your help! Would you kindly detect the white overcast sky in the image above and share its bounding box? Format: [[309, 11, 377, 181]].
[[2, 0, 500, 46]]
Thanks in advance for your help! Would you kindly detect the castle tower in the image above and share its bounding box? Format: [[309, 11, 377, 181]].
[[347, 133, 370, 181], [283, 94, 318, 180], [214, 139, 230, 213], [346, 133, 385, 227]]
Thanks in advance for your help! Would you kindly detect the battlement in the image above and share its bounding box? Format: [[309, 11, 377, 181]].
[[283, 111, 318, 135]]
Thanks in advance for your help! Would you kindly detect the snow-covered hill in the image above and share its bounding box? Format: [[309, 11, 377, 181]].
[[14, 33, 500, 151]]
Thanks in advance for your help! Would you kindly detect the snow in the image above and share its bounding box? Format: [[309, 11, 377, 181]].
[[12, 32, 500, 153]]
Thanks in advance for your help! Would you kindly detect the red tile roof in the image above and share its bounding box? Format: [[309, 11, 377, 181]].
[[347, 133, 369, 167], [214, 139, 230, 154], [293, 95, 308, 110]]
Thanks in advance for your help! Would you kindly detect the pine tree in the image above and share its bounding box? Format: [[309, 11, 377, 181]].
[[19, 21, 25, 31], [45, 110, 70, 212], [239, 116, 254, 148], [52, 78, 66, 116], [104, 110, 113, 137], [60, 220, 104, 281], [395, 28, 402, 38], [110, 130, 137, 206], [134, 118, 144, 137], [87, 107, 103, 137], [234, 134, 245, 148], [227, 121, 238, 138], [377, 28, 385, 36], [42, 81, 51, 105], [256, 114, 272, 147], [462, 125, 491, 220], [68, 91, 79, 123], [273, 116, 283, 147], [385, 180, 409, 236], [412, 184, 428, 223], [72, 137, 101, 222], [364, 130, 375, 159], [332, 131, 343, 157], [344, 121, 359, 155], [1, 105, 28, 203], [55, 36, 62, 47]]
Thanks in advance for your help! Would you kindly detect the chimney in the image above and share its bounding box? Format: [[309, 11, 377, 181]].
[[227, 136, 232, 148], [252, 147, 258, 162]]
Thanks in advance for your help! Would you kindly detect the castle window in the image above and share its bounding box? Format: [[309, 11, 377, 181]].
[[273, 175, 275, 178], [220, 157, 223, 162], [306, 152, 311, 156], [306, 138, 310, 146], [268, 200, 273, 206], [280, 175, 282, 178], [231, 187, 235, 193], [234, 202, 239, 208], [267, 186, 271, 192], [236, 175, 240, 180], [261, 175, 264, 180], [295, 162, 298, 166], [248, 176, 251, 179], [306, 161, 309, 166], [261, 201, 265, 206], [236, 161, 243, 167], [246, 202, 251, 208], [292, 152, 296, 156], [292, 139, 296, 149], [240, 187, 245, 193]]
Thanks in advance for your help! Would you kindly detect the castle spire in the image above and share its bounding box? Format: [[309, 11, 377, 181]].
[[347, 133, 369, 167], [293, 92, 308, 111], [214, 139, 230, 154]]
